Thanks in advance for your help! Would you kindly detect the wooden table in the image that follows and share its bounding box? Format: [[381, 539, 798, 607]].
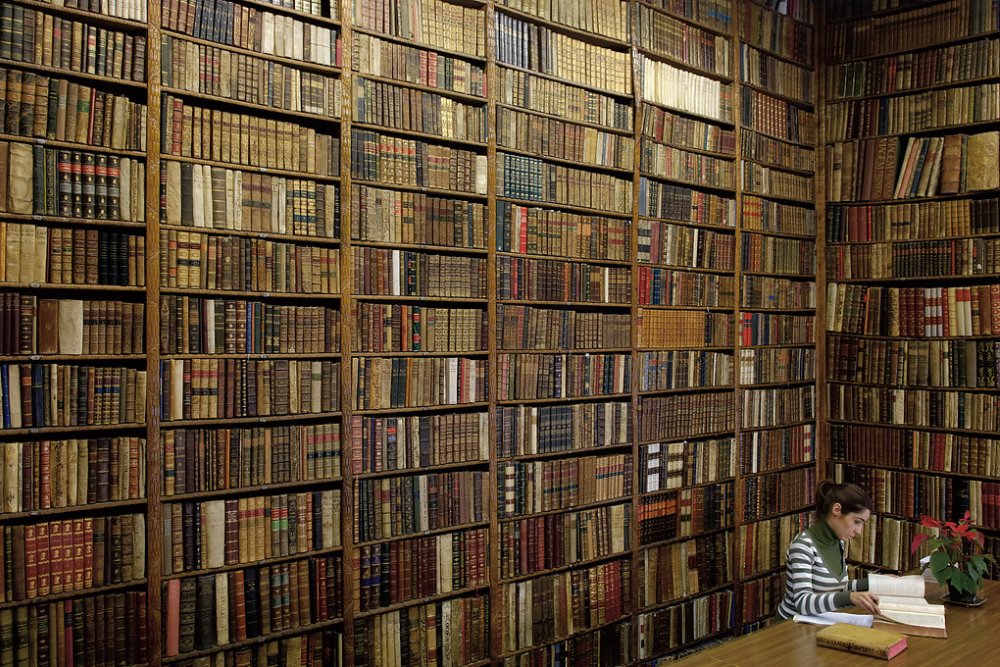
[[671, 579, 1000, 665]]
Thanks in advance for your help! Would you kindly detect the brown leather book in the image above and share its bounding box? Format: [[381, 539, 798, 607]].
[[38, 298, 59, 354]]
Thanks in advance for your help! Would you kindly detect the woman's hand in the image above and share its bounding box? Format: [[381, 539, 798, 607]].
[[851, 591, 881, 615]]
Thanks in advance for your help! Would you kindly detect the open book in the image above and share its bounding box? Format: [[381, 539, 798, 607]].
[[868, 574, 947, 638]]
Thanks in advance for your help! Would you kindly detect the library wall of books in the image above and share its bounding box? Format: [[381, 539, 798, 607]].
[[0, 0, 997, 665]]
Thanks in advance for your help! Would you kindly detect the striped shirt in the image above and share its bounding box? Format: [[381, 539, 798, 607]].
[[776, 530, 860, 619]]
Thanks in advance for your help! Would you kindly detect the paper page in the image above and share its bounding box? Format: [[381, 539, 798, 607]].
[[868, 573, 926, 598], [793, 612, 874, 627]]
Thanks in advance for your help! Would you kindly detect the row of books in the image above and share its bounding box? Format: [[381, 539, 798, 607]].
[[495, 401, 631, 458], [498, 152, 631, 213], [736, 511, 809, 577], [354, 78, 486, 142], [160, 35, 342, 118], [496, 202, 629, 261], [827, 283, 1000, 337], [355, 527, 487, 612], [639, 350, 733, 392], [0, 436, 145, 512], [641, 140, 735, 190], [0, 513, 144, 601], [499, 621, 630, 667], [497, 305, 629, 350], [353, 471, 485, 543], [352, 356, 486, 410], [160, 358, 340, 421], [741, 1, 813, 66], [502, 559, 631, 652], [0, 296, 144, 356], [498, 453, 632, 518], [741, 162, 813, 202], [739, 312, 815, 346], [827, 131, 999, 202], [171, 630, 343, 667], [498, 106, 634, 171], [648, 0, 733, 32], [740, 424, 815, 474], [0, 6, 147, 82], [742, 195, 816, 237], [826, 82, 1000, 139], [162, 423, 342, 497], [353, 185, 486, 248], [641, 58, 733, 123], [0, 591, 148, 666], [741, 275, 816, 309], [639, 532, 731, 606], [498, 0, 630, 42], [496, 352, 631, 401], [740, 129, 816, 174], [163, 557, 343, 655], [161, 95, 341, 175], [161, 0, 341, 66], [638, 267, 735, 307], [830, 423, 1000, 478], [161, 161, 341, 239], [832, 462, 995, 525], [499, 503, 630, 579], [828, 37, 1000, 100], [639, 438, 736, 493], [741, 88, 816, 145], [639, 179, 735, 227], [742, 465, 815, 521], [162, 490, 340, 574], [638, 219, 735, 270], [351, 0, 486, 58], [0, 363, 147, 429], [639, 392, 735, 442], [498, 257, 630, 304], [642, 104, 736, 156], [637, 5, 731, 77], [353, 594, 490, 667], [828, 385, 1000, 432], [849, 513, 933, 572], [355, 303, 485, 353], [495, 13, 632, 96], [350, 412, 488, 474], [352, 248, 484, 297], [351, 129, 486, 193], [352, 33, 486, 97], [826, 197, 1000, 242], [57, 0, 148, 22], [739, 346, 815, 384], [740, 44, 813, 104], [830, 335, 1000, 388], [498, 67, 633, 132], [741, 233, 815, 276], [636, 310, 735, 350], [160, 297, 339, 355], [742, 385, 815, 428], [826, 0, 998, 61], [0, 143, 145, 221], [738, 572, 782, 625], [0, 69, 146, 151], [829, 237, 1000, 279], [637, 483, 734, 545], [159, 230, 341, 293]]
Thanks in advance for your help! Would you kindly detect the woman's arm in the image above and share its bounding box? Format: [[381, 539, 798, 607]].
[[784, 541, 852, 616]]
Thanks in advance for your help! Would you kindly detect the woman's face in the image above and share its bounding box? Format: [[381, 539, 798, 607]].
[[826, 503, 871, 541]]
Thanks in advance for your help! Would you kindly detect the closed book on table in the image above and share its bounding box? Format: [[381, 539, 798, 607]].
[[816, 623, 907, 660]]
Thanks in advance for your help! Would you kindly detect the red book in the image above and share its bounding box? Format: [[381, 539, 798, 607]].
[[72, 518, 85, 591], [83, 517, 93, 589], [50, 520, 65, 594], [25, 525, 38, 600], [165, 579, 180, 656]]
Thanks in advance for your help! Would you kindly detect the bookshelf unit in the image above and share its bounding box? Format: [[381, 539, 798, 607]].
[[822, 0, 1000, 585], [7, 0, 1000, 665]]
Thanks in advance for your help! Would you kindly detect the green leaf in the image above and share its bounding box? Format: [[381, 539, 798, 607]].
[[951, 570, 975, 596], [930, 551, 953, 581]]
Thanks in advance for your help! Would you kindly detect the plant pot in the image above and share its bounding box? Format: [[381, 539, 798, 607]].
[[947, 584, 980, 605]]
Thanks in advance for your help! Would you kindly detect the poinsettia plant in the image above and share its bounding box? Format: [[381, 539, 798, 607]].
[[911, 511, 997, 598]]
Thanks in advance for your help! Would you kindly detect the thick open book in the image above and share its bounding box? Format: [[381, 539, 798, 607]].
[[868, 574, 947, 638]]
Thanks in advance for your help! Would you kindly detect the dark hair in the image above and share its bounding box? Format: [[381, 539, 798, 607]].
[[815, 480, 873, 518]]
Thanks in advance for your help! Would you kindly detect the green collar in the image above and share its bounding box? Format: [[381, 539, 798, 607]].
[[807, 519, 844, 577]]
